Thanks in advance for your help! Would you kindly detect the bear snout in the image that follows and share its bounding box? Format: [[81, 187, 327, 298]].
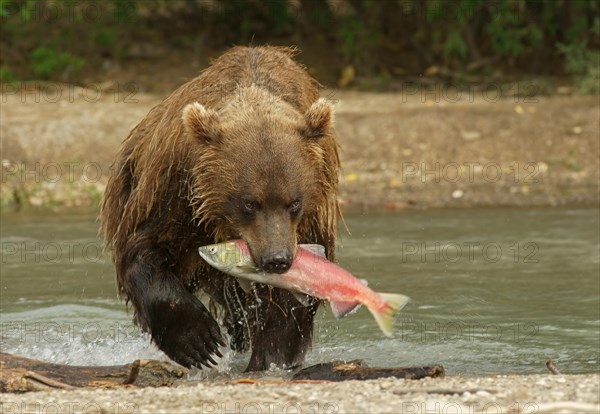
[[260, 250, 293, 274]]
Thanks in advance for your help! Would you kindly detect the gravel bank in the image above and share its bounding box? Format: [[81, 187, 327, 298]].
[[2, 374, 598, 413]]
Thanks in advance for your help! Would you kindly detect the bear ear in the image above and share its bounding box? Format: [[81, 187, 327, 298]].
[[302, 98, 333, 139], [182, 102, 222, 144]]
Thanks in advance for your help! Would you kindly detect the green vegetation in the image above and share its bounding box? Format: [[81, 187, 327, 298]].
[[0, 0, 598, 91], [0, 65, 14, 82], [30, 47, 85, 79], [558, 41, 600, 94]]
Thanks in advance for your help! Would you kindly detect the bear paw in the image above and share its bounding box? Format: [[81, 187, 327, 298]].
[[152, 300, 226, 369]]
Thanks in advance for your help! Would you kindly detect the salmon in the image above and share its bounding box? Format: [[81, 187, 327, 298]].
[[198, 240, 410, 337]]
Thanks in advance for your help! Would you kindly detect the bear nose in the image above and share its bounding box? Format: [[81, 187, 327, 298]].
[[261, 251, 292, 274]]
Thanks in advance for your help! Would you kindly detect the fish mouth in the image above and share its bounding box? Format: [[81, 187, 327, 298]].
[[198, 241, 246, 273], [197, 246, 212, 264], [197, 244, 216, 257]]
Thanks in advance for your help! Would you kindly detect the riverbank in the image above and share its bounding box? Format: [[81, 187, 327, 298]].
[[3, 374, 599, 413], [1, 88, 599, 211]]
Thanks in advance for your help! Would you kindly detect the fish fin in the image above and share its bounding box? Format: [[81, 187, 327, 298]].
[[330, 300, 361, 319], [371, 293, 411, 337], [299, 244, 326, 258], [292, 292, 312, 306], [237, 279, 253, 294], [360, 278, 368, 286]]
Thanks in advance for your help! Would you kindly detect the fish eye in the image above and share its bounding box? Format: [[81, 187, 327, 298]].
[[208, 246, 217, 255]]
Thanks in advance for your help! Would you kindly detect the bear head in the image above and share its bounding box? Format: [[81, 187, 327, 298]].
[[182, 87, 334, 274]]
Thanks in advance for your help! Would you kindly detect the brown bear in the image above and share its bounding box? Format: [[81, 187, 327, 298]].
[[100, 46, 340, 371]]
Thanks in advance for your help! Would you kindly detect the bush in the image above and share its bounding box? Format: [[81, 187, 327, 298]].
[[30, 47, 85, 79], [0, 66, 14, 82], [0, 0, 598, 90], [558, 42, 600, 94]]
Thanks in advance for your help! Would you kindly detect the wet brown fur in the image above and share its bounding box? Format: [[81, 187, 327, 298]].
[[100, 46, 340, 371]]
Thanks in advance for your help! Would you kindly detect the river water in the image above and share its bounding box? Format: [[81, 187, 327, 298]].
[[1, 208, 598, 377]]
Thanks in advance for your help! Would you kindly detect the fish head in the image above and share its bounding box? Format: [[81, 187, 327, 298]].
[[198, 240, 254, 274]]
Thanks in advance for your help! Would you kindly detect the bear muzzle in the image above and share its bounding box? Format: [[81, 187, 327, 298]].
[[259, 250, 293, 274]]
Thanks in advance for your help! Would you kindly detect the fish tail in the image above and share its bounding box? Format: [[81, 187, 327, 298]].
[[371, 293, 411, 337]]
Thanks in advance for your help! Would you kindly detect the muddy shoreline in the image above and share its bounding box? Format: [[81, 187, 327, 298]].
[[1, 89, 598, 210]]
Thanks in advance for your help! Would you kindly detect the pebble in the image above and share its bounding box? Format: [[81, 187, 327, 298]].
[[345, 173, 358, 182], [379, 381, 393, 390], [452, 189, 464, 199], [461, 130, 482, 141]]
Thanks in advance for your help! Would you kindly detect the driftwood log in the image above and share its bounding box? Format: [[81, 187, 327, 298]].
[[1, 353, 445, 393], [292, 360, 445, 381], [0, 353, 188, 393]]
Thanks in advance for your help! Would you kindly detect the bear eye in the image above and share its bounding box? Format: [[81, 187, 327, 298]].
[[243, 200, 259, 213], [288, 199, 302, 215]]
